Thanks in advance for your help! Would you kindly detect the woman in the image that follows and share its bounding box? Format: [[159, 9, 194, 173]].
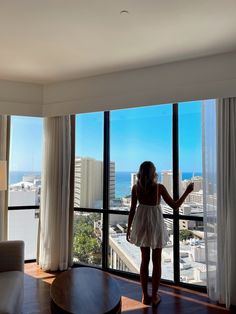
[[127, 161, 194, 306]]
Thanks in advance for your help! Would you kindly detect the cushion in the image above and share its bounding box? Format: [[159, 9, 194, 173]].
[[0, 271, 23, 314]]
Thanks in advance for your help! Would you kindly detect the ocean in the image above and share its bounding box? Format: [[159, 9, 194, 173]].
[[9, 171, 41, 185], [9, 170, 201, 199]]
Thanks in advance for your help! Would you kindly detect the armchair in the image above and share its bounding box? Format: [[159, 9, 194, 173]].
[[0, 241, 24, 314]]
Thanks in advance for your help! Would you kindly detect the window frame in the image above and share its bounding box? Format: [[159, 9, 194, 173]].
[[73, 103, 205, 292]]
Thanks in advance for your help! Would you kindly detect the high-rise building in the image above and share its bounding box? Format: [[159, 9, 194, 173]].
[[191, 176, 203, 192], [161, 170, 182, 196], [74, 157, 115, 208]]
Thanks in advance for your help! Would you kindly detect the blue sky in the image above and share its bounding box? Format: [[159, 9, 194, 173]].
[[76, 101, 202, 173], [10, 101, 202, 172], [10, 116, 43, 171]]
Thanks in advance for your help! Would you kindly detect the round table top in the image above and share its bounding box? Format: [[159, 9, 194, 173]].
[[50, 267, 121, 314]]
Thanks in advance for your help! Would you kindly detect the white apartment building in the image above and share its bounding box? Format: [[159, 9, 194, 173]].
[[9, 176, 41, 206], [74, 157, 115, 208]]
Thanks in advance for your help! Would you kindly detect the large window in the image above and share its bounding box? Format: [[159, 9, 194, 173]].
[[72, 101, 206, 289], [110, 105, 173, 209], [73, 212, 102, 266], [73, 112, 104, 265], [179, 101, 203, 217], [109, 105, 174, 280], [74, 112, 104, 209], [178, 102, 205, 286], [8, 116, 43, 260]]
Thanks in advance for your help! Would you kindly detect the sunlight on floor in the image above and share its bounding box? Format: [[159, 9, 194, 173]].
[[24, 263, 57, 284], [121, 296, 148, 311]]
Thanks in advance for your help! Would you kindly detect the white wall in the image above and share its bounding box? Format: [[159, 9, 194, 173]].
[[0, 80, 43, 116], [0, 51, 236, 117], [43, 51, 236, 116]]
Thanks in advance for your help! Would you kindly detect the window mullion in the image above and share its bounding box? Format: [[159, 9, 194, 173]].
[[173, 103, 180, 284], [102, 111, 110, 269]]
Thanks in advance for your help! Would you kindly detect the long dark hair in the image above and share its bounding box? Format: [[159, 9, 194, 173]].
[[137, 161, 157, 193]]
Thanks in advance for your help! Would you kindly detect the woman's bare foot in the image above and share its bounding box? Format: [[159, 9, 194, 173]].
[[152, 293, 161, 306], [142, 294, 152, 305]]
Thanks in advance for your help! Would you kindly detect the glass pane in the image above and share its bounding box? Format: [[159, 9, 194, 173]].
[[109, 214, 173, 280], [109, 214, 138, 273], [8, 209, 39, 260], [161, 217, 174, 281], [179, 101, 203, 217], [73, 212, 102, 266], [110, 104, 173, 211], [8, 116, 42, 261], [179, 219, 206, 286], [75, 113, 104, 209], [9, 116, 43, 206]]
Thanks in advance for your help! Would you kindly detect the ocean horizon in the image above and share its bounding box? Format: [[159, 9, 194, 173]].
[[10, 170, 202, 198]]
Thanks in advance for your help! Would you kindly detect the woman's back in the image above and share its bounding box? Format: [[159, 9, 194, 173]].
[[136, 183, 160, 206]]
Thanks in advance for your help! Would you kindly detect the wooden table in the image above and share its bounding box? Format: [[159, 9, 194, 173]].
[[51, 267, 121, 314]]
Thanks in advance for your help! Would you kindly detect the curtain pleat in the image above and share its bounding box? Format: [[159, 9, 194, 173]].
[[203, 97, 236, 308], [217, 98, 236, 307], [202, 99, 217, 302], [38, 115, 74, 271]]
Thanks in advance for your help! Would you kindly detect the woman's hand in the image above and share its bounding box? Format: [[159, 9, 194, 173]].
[[186, 182, 194, 194]]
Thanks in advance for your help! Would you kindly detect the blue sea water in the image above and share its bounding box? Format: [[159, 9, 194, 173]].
[[9, 170, 201, 198]]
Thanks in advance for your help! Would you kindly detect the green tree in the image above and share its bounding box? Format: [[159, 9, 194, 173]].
[[179, 229, 194, 241], [73, 213, 102, 265]]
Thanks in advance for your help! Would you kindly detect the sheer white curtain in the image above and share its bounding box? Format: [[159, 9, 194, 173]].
[[203, 98, 236, 308], [39, 116, 74, 271], [217, 98, 236, 307], [202, 100, 218, 301], [0, 115, 10, 241]]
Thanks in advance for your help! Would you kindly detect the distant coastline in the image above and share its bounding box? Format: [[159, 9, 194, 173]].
[[115, 171, 202, 198], [9, 171, 41, 185], [9, 170, 202, 198]]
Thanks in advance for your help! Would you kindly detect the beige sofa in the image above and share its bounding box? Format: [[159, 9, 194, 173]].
[[0, 241, 24, 314]]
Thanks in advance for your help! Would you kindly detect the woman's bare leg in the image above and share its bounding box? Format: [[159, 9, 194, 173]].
[[152, 248, 162, 304], [140, 247, 151, 304]]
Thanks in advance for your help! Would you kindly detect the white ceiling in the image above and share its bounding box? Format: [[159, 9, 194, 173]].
[[0, 0, 236, 84]]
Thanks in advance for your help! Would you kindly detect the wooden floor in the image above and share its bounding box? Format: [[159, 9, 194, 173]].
[[24, 263, 236, 314]]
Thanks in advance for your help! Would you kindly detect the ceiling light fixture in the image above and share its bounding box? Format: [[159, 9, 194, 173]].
[[120, 10, 129, 16]]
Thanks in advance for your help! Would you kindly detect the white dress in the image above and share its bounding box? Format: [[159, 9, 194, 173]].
[[130, 203, 169, 249]]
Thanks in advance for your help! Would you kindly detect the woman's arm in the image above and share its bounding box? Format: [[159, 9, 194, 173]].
[[126, 185, 138, 242], [159, 182, 194, 210]]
